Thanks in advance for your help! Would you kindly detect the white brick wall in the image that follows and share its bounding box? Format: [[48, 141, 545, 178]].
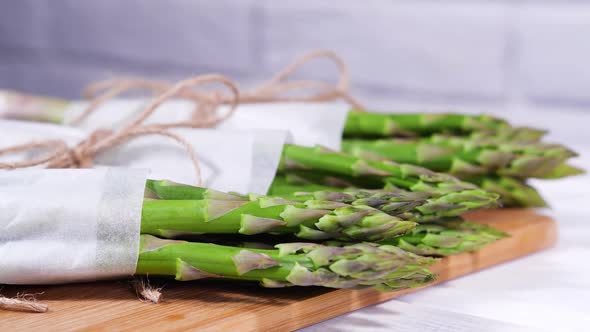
[[263, 1, 508, 100], [0, 1, 589, 110]]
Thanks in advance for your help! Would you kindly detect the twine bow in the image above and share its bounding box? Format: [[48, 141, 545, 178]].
[[0, 74, 240, 186]]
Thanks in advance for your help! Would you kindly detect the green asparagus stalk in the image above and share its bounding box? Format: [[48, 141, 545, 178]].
[[342, 135, 582, 179], [344, 112, 546, 140], [280, 144, 500, 204], [467, 176, 548, 207], [135, 234, 436, 290], [142, 184, 417, 242], [149, 177, 497, 224], [376, 220, 507, 256], [228, 219, 507, 257], [278, 170, 547, 208], [267, 176, 343, 197], [268, 176, 493, 222]]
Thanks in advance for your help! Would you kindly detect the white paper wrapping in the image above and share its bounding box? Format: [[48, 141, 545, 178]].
[[217, 102, 349, 150], [0, 120, 288, 194], [94, 128, 288, 194], [64, 100, 349, 149], [0, 168, 148, 284]]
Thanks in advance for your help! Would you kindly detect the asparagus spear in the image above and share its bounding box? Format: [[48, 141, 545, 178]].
[[468, 176, 548, 207], [223, 219, 507, 258], [135, 235, 436, 290], [277, 171, 547, 208], [342, 135, 582, 179], [149, 177, 497, 224], [268, 176, 493, 222], [280, 144, 500, 203], [142, 187, 416, 242], [344, 112, 546, 140], [376, 220, 507, 256]]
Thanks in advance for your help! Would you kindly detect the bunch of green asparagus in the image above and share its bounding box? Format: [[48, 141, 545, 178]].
[[272, 144, 502, 211], [339, 112, 583, 207], [137, 178, 506, 290]]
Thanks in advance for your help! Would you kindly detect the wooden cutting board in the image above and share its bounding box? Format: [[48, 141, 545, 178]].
[[0, 208, 556, 332]]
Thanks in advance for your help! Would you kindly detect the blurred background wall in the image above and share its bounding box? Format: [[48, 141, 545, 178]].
[[0, 1, 588, 111]]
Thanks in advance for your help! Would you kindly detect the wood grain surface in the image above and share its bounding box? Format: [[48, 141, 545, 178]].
[[0, 208, 557, 332]]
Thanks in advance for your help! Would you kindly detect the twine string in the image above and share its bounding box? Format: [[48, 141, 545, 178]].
[[76, 49, 366, 127], [245, 50, 349, 98], [0, 293, 48, 313], [119, 75, 239, 131], [0, 74, 241, 186], [71, 79, 169, 126]]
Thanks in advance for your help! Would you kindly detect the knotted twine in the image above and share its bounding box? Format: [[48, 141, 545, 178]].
[[0, 74, 240, 181], [71, 49, 366, 126], [0, 74, 239, 312]]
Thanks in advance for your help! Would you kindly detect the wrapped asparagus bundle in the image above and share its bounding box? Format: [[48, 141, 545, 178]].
[[0, 169, 435, 292]]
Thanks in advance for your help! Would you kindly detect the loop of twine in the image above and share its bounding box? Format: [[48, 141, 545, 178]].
[[0, 74, 241, 186], [77, 49, 366, 126], [242, 49, 364, 108]]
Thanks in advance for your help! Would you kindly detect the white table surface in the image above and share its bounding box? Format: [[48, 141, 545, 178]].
[[303, 107, 590, 332]]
